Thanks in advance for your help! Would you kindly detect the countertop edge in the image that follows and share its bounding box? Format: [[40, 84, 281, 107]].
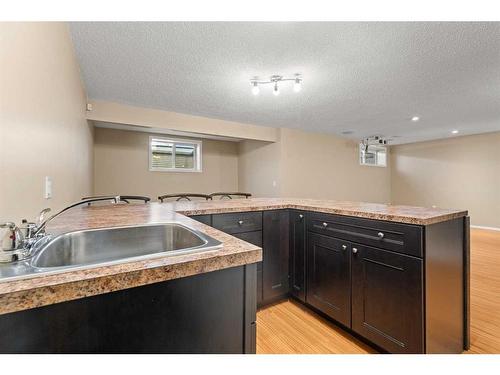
[[176, 204, 468, 225], [0, 248, 261, 315]]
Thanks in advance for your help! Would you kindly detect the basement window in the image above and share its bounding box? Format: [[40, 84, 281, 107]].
[[149, 136, 202, 172], [359, 144, 387, 167]]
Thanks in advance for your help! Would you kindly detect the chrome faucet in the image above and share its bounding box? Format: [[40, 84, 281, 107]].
[[34, 196, 120, 236], [0, 196, 121, 263]]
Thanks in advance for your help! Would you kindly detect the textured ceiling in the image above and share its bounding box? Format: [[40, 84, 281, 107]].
[[70, 22, 500, 144]]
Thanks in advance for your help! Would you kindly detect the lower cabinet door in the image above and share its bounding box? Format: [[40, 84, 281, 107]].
[[262, 210, 290, 303], [306, 233, 351, 327], [351, 244, 424, 353]]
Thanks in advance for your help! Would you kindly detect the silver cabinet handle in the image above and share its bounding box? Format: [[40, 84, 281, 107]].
[[322, 222, 328, 228], [238, 220, 244, 225], [377, 232, 384, 239], [352, 247, 358, 254], [342, 244, 347, 250], [299, 214, 304, 220]]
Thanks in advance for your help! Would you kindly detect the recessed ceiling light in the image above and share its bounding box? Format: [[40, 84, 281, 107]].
[[451, 130, 459, 134], [411, 116, 420, 122]]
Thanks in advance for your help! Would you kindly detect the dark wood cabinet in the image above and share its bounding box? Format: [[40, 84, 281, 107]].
[[306, 233, 351, 327], [289, 210, 306, 302], [192, 209, 466, 354], [351, 244, 423, 353], [208, 212, 265, 305], [0, 265, 257, 353], [307, 212, 423, 257], [262, 210, 290, 303], [190, 214, 212, 226], [212, 211, 262, 234], [233, 231, 263, 305]]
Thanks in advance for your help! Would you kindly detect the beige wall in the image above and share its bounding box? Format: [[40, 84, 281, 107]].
[[280, 128, 391, 202], [94, 128, 239, 199], [87, 100, 279, 142], [238, 139, 282, 197], [0, 22, 93, 223], [238, 128, 392, 203], [391, 132, 500, 228]]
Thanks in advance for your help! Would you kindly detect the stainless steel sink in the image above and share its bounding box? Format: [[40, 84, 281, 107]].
[[0, 223, 222, 281], [31, 223, 222, 269]]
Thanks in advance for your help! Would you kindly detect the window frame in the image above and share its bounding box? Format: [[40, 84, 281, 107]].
[[359, 144, 387, 168], [149, 136, 202, 173]]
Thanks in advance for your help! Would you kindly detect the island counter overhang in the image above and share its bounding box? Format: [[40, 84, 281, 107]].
[[0, 198, 469, 354]]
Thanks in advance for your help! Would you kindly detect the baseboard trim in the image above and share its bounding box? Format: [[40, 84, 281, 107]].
[[471, 225, 500, 232]]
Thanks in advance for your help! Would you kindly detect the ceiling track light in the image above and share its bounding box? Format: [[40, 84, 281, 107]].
[[251, 81, 260, 96], [250, 74, 302, 96]]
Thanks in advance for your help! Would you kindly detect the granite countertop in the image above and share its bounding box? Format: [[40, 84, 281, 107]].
[[0, 204, 261, 315], [0, 198, 467, 315], [163, 197, 468, 226]]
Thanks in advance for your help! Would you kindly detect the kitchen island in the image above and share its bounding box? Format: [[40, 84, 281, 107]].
[[0, 199, 469, 354]]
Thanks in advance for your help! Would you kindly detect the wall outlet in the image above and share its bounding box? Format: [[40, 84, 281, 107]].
[[272, 180, 277, 187], [45, 176, 52, 199]]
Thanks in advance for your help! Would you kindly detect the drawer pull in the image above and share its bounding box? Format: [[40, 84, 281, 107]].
[[322, 222, 328, 228], [342, 244, 347, 250], [238, 220, 244, 226], [352, 247, 358, 254], [377, 232, 384, 239]]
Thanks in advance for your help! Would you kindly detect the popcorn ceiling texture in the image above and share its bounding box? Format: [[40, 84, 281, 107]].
[[70, 22, 500, 144]]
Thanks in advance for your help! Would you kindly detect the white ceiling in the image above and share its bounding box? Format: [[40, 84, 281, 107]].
[[70, 22, 500, 144]]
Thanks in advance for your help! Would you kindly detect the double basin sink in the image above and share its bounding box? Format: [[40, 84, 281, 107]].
[[0, 223, 222, 281]]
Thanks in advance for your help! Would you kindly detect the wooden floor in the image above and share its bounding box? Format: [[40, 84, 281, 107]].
[[256, 228, 500, 354]]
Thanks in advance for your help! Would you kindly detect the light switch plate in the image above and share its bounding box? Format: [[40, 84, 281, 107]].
[[45, 176, 52, 199]]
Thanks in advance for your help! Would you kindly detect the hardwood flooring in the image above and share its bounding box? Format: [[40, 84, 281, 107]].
[[256, 228, 500, 354], [465, 228, 500, 354]]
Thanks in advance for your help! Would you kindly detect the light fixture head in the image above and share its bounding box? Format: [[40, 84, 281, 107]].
[[411, 116, 420, 122], [451, 129, 459, 134], [249, 74, 301, 96], [293, 77, 302, 92], [251, 81, 259, 96], [273, 82, 280, 96]]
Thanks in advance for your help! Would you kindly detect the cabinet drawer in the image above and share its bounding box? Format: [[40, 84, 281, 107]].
[[190, 214, 212, 226], [307, 212, 423, 257], [212, 212, 263, 234]]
